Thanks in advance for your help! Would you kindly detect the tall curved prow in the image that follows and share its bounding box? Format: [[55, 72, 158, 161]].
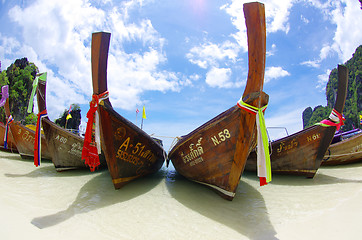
[[315, 65, 348, 166], [36, 74, 47, 119], [36, 74, 106, 171], [0, 85, 9, 107], [167, 2, 268, 200], [245, 65, 348, 177], [0, 86, 17, 151], [87, 32, 166, 189], [3, 84, 51, 160]]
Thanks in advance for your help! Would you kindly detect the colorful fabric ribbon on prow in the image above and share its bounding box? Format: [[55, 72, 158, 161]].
[[0, 85, 9, 108], [31, 73, 48, 167], [316, 109, 345, 131], [237, 98, 272, 186], [0, 85, 11, 149], [34, 110, 47, 167], [27, 72, 46, 113], [4, 115, 14, 149], [81, 91, 109, 171]]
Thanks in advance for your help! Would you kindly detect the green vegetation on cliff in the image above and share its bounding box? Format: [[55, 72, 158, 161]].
[[303, 45, 362, 131], [0, 58, 38, 125], [0, 58, 81, 132]]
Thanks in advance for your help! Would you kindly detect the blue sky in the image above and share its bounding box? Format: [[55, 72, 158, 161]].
[[1, 0, 361, 151]]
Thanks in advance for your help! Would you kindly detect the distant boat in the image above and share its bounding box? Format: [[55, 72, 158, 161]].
[[167, 2, 269, 200], [2, 85, 52, 160], [35, 73, 107, 171], [322, 129, 362, 165], [82, 31, 166, 189], [245, 65, 348, 177]]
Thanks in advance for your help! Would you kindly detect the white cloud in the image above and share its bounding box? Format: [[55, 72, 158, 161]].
[[0, 34, 21, 69], [266, 43, 277, 57], [300, 15, 309, 24], [186, 41, 240, 69], [301, 60, 320, 68], [304, 0, 362, 63], [316, 68, 331, 91], [4, 0, 183, 116], [300, 45, 333, 68], [205, 67, 232, 88], [223, 0, 361, 68], [329, 0, 362, 62], [221, 0, 294, 51], [265, 66, 290, 83]]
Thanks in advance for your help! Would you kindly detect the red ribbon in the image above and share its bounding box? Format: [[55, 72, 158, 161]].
[[260, 177, 267, 186], [34, 109, 47, 167], [81, 91, 108, 171]]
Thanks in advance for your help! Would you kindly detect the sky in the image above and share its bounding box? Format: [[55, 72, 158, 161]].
[[0, 0, 361, 151]]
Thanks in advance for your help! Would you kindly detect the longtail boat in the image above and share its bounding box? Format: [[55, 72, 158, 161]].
[[322, 129, 362, 165], [81, 31, 166, 188], [35, 73, 106, 171], [0, 86, 18, 152], [167, 2, 269, 201], [2, 85, 52, 160], [245, 65, 348, 177]]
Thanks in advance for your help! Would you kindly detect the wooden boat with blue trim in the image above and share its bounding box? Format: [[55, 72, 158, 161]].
[[167, 2, 269, 200], [245, 65, 348, 177], [3, 86, 52, 160], [83, 31, 166, 188], [322, 129, 362, 165], [35, 73, 106, 171]]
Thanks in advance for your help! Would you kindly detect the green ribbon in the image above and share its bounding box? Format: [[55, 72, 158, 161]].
[[238, 99, 272, 183], [27, 72, 47, 113]]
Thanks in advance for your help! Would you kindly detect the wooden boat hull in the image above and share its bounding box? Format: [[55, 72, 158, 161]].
[[322, 132, 362, 165], [246, 65, 348, 177], [41, 118, 106, 171], [9, 121, 52, 160], [98, 102, 165, 189], [90, 31, 166, 188], [168, 105, 258, 200], [0, 122, 18, 152], [35, 72, 106, 171], [245, 125, 334, 177], [168, 2, 268, 200]]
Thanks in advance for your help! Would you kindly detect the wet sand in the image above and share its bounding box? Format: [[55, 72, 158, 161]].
[[0, 150, 361, 240]]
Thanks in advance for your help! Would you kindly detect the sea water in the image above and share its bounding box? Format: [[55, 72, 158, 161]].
[[0, 150, 361, 240]]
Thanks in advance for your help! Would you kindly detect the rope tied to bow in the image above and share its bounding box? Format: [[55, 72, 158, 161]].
[[237, 98, 271, 186], [81, 91, 109, 171]]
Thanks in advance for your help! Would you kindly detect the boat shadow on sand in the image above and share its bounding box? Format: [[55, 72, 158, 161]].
[[241, 167, 362, 186], [3, 151, 102, 178], [166, 170, 278, 240], [30, 169, 165, 229], [4, 164, 97, 178], [0, 151, 52, 164]]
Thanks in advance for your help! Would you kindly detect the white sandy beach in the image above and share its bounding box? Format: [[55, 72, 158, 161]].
[[0, 150, 361, 240]]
